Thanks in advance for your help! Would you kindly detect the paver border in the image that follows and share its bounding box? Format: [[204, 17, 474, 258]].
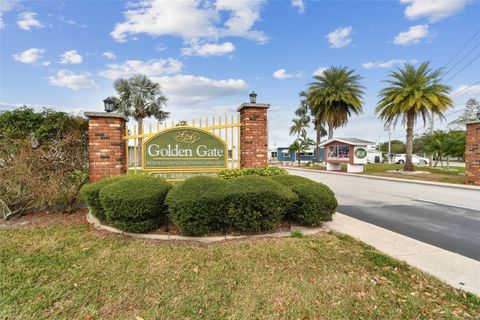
[[86, 212, 324, 243]]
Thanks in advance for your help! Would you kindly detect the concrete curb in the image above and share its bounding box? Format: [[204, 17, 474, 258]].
[[325, 212, 480, 296], [285, 167, 480, 190], [86, 212, 324, 244]]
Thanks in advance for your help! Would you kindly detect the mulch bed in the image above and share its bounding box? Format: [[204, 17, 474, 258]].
[[0, 209, 88, 230]]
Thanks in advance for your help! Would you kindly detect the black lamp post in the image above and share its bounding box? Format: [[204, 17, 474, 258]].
[[249, 91, 257, 104], [103, 97, 115, 112]]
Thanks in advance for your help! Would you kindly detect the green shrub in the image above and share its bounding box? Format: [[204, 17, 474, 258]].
[[224, 176, 297, 232], [99, 175, 172, 233], [109, 217, 164, 234], [166, 176, 227, 236], [217, 166, 287, 180], [271, 175, 337, 226], [79, 175, 127, 220]]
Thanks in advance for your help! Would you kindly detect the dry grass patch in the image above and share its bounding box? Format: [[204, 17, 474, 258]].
[[1, 224, 479, 319]]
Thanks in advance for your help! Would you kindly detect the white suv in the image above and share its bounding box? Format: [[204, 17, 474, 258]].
[[393, 154, 429, 166]]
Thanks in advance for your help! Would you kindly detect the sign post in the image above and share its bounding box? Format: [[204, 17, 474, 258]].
[[143, 126, 227, 180]]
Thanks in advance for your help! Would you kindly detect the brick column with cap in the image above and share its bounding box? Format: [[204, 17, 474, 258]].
[[237, 102, 270, 168], [85, 112, 127, 182], [465, 120, 480, 185]]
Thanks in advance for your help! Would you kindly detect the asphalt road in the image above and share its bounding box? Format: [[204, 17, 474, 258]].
[[287, 168, 480, 261]]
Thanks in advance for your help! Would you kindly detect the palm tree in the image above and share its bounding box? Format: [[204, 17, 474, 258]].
[[376, 62, 452, 171], [296, 91, 326, 162], [288, 132, 315, 165], [289, 118, 309, 140], [112, 74, 169, 163], [307, 66, 364, 140]]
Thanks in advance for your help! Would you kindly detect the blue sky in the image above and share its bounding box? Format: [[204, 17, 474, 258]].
[[1, 0, 479, 147]]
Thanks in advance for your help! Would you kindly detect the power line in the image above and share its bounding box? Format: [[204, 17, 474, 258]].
[[443, 29, 480, 69], [451, 79, 480, 97], [445, 52, 480, 83], [443, 41, 480, 77]]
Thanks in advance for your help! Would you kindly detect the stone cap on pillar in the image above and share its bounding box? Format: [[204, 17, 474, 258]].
[[84, 111, 128, 121], [237, 103, 270, 112], [466, 120, 480, 125]]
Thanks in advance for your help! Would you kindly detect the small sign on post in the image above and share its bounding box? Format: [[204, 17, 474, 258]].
[[143, 126, 227, 180]]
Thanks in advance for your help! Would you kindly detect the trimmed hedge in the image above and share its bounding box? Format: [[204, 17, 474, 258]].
[[99, 175, 172, 233], [79, 175, 127, 221], [224, 176, 297, 232], [217, 166, 287, 180], [166, 176, 227, 236], [271, 175, 337, 226]]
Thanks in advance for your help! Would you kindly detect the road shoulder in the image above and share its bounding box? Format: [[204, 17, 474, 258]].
[[326, 212, 480, 296]]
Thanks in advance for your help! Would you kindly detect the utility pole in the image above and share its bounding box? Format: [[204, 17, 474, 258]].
[[384, 125, 392, 163]]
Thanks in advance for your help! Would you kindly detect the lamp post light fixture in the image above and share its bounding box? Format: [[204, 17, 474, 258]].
[[249, 91, 257, 104], [103, 97, 115, 113]]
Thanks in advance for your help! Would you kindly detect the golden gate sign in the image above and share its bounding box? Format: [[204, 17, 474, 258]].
[[143, 126, 227, 180]]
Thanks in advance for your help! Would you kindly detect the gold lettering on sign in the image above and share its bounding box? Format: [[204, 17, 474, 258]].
[[174, 130, 201, 144]]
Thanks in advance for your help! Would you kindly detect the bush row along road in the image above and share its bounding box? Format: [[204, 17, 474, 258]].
[[287, 168, 480, 261]]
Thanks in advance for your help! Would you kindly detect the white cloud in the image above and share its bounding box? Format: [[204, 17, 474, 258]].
[[452, 84, 480, 97], [98, 58, 183, 80], [273, 69, 303, 80], [393, 24, 430, 46], [327, 26, 352, 48], [111, 0, 266, 44], [59, 50, 83, 64], [58, 15, 87, 28], [362, 58, 417, 69], [42, 61, 51, 66], [273, 69, 290, 80], [102, 51, 116, 60], [152, 74, 249, 105], [182, 41, 235, 56], [291, 0, 305, 13], [48, 70, 98, 90], [400, 0, 468, 22], [313, 67, 327, 76], [0, 0, 18, 29], [12, 48, 46, 64], [17, 11, 44, 31]]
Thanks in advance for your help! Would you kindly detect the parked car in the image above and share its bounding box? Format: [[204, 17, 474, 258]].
[[392, 154, 430, 166]]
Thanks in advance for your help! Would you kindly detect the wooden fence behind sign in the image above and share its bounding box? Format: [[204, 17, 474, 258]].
[[125, 115, 241, 173]]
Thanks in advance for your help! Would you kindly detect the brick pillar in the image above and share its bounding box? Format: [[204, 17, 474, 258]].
[[465, 120, 480, 185], [237, 103, 270, 168], [85, 112, 127, 182]]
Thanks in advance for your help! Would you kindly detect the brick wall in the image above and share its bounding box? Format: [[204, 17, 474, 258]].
[[465, 121, 480, 185], [85, 112, 127, 182], [238, 103, 270, 168]]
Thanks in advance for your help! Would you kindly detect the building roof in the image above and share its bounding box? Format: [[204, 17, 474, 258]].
[[320, 137, 375, 146]]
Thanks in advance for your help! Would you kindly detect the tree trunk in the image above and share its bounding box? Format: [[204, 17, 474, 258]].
[[297, 151, 301, 166], [404, 111, 415, 171], [137, 118, 143, 168], [316, 126, 321, 163], [328, 124, 334, 140]]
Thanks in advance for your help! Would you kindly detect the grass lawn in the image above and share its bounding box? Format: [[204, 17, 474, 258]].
[[307, 163, 465, 184], [1, 221, 479, 319]]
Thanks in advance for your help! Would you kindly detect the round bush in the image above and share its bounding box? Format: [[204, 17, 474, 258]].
[[108, 217, 164, 234], [271, 175, 337, 226], [166, 176, 227, 236], [223, 176, 297, 232], [79, 175, 127, 221], [99, 175, 172, 233]]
